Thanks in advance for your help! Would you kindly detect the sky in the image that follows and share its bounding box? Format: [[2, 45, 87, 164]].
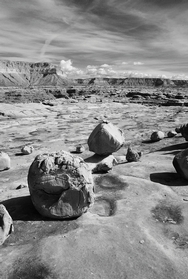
[[1, 0, 188, 79]]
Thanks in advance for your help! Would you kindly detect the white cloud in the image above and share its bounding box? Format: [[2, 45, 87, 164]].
[[59, 59, 84, 77], [133, 62, 144, 65]]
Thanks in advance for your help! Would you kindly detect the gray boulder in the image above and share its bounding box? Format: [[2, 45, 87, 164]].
[[88, 120, 124, 155], [150, 131, 165, 142], [0, 151, 10, 171], [173, 148, 188, 180], [0, 204, 14, 245], [28, 150, 94, 219], [21, 145, 34, 155]]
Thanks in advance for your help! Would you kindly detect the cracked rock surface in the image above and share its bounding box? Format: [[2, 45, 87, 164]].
[[28, 150, 94, 219]]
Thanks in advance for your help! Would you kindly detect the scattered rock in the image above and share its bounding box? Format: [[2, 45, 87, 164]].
[[16, 184, 28, 190], [167, 131, 177, 138], [88, 120, 124, 155], [175, 127, 181, 133], [21, 145, 34, 155], [173, 148, 188, 180], [150, 131, 165, 142], [0, 204, 14, 245], [28, 150, 94, 219], [0, 151, 11, 171], [176, 124, 188, 140], [114, 155, 127, 164], [126, 146, 142, 162], [75, 145, 85, 154], [91, 155, 117, 173]]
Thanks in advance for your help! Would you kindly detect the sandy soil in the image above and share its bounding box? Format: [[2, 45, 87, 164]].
[[0, 100, 188, 279]]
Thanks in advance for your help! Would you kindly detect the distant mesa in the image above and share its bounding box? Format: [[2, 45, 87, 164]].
[[1, 60, 188, 88]]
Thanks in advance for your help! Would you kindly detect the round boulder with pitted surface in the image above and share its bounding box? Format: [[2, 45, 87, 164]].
[[28, 150, 94, 219]]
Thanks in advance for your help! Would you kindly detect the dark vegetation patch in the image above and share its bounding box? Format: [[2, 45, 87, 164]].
[[151, 201, 184, 224], [8, 257, 57, 279]]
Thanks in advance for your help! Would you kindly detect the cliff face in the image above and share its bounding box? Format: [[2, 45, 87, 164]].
[[74, 77, 185, 87], [0, 61, 66, 87], [1, 61, 188, 88]]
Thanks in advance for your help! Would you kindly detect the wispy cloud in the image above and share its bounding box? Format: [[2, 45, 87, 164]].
[[0, 0, 188, 77]]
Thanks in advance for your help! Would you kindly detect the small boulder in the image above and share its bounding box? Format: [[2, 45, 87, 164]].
[[173, 148, 188, 180], [167, 131, 177, 138], [91, 155, 117, 173], [176, 124, 188, 141], [75, 145, 85, 154], [28, 150, 94, 219], [21, 145, 34, 155], [0, 152, 11, 171], [126, 146, 142, 162], [150, 131, 165, 142], [0, 204, 14, 245], [88, 120, 124, 155]]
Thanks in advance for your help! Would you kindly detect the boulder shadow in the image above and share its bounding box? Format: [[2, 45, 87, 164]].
[[1, 196, 44, 221], [2, 196, 82, 222], [157, 142, 188, 152], [15, 153, 25, 156], [142, 139, 153, 144], [84, 154, 110, 164], [150, 172, 188, 186]]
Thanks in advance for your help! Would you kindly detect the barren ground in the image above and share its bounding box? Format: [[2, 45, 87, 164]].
[[0, 100, 188, 279]]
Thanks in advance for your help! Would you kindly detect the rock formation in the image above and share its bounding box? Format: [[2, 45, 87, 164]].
[[28, 150, 94, 219], [126, 146, 142, 162], [173, 148, 188, 180], [21, 145, 34, 155], [88, 121, 125, 155], [0, 152, 11, 171], [0, 204, 13, 245], [176, 124, 188, 141], [0, 60, 66, 87], [150, 131, 165, 142]]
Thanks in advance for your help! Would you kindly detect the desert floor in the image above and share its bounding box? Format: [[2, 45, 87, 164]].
[[0, 100, 188, 279]]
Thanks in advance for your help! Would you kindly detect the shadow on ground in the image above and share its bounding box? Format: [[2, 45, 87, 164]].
[[150, 172, 188, 186]]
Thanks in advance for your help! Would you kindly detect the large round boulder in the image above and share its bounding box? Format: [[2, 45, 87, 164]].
[[173, 148, 188, 180], [27, 150, 94, 219], [88, 120, 124, 155]]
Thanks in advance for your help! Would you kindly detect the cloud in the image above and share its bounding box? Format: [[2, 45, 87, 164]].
[[0, 0, 188, 77], [133, 62, 144, 65]]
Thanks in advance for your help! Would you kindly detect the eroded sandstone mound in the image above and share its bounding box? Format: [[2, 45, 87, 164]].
[[28, 150, 94, 219]]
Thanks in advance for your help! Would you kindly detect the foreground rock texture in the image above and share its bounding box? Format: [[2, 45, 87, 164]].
[[1, 102, 188, 279], [173, 148, 188, 180], [0, 204, 13, 245], [88, 121, 124, 155], [28, 150, 94, 219]]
